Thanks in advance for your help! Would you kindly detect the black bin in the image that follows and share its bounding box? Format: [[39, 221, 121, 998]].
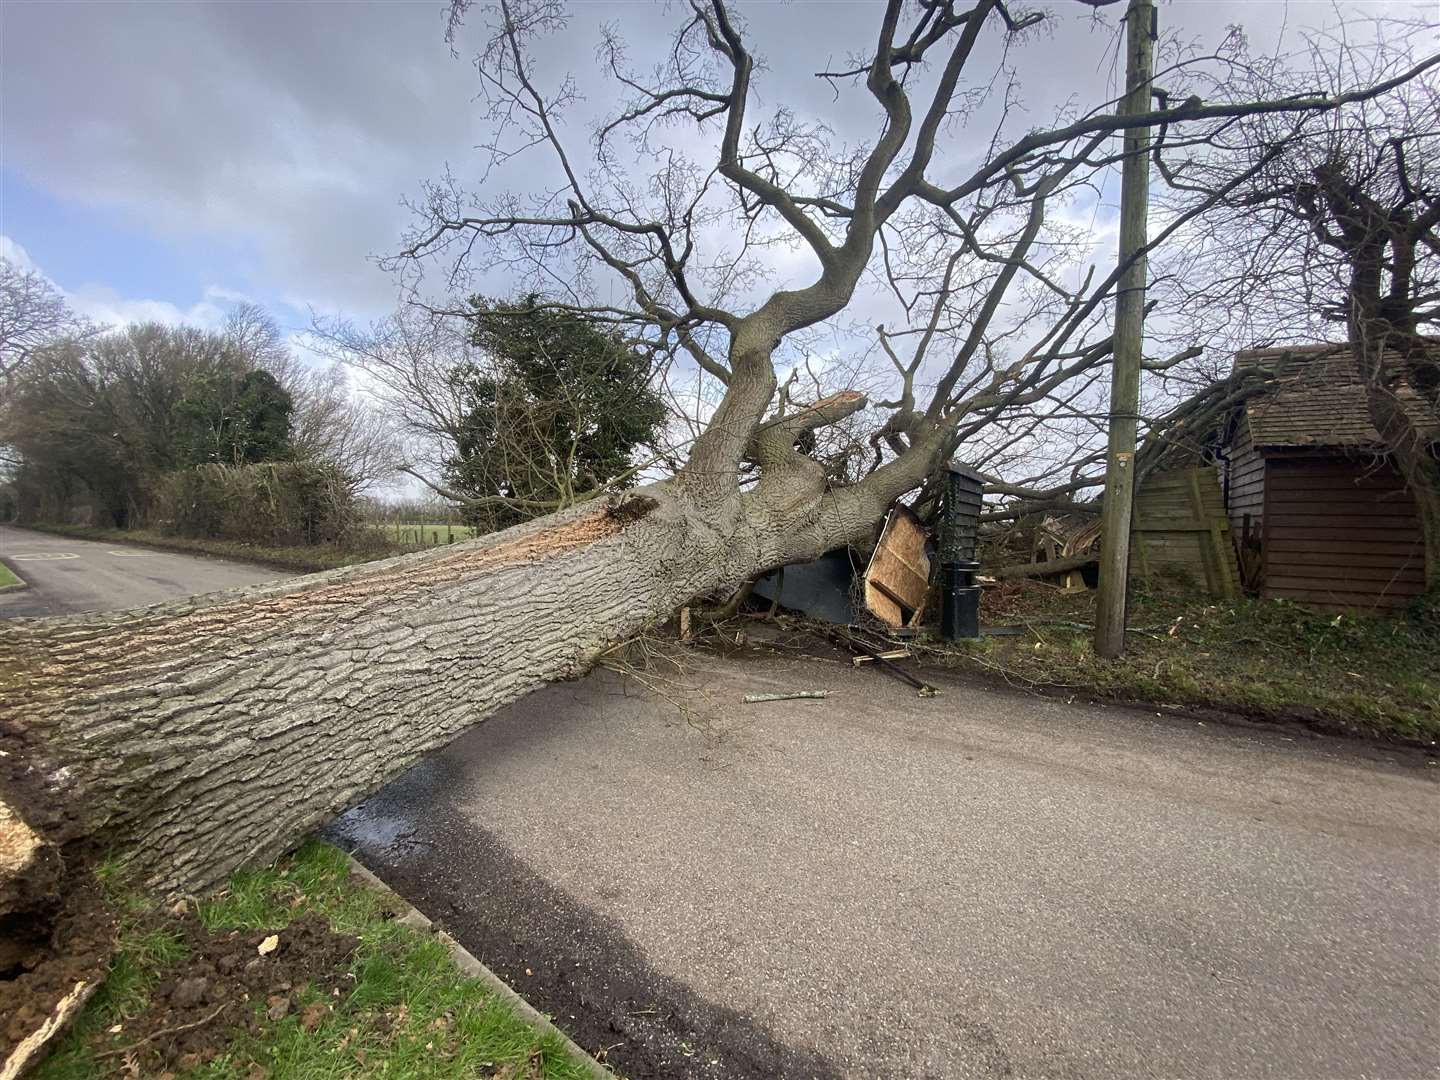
[[940, 466, 985, 640]]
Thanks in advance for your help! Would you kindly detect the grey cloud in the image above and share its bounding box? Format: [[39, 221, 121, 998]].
[[1, 0, 1422, 319]]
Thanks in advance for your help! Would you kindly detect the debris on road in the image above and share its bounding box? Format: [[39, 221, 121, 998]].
[[855, 649, 941, 698], [742, 691, 834, 703], [851, 649, 910, 666]]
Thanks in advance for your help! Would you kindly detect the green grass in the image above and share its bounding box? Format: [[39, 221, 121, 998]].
[[0, 562, 20, 588], [382, 523, 477, 546], [33, 841, 594, 1080], [930, 582, 1440, 742]]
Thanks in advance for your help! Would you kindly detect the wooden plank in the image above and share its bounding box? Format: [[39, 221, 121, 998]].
[[1269, 531, 1424, 547], [1266, 470, 1404, 488], [863, 581, 905, 628], [1265, 498, 1417, 515], [1267, 564, 1426, 584]]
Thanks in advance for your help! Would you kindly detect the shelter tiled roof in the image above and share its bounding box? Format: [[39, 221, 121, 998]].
[[1234, 344, 1439, 449]]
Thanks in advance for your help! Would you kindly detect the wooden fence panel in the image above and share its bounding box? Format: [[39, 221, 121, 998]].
[[1131, 467, 1238, 599]]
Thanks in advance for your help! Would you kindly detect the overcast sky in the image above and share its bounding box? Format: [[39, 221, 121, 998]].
[[0, 0, 1428, 340]]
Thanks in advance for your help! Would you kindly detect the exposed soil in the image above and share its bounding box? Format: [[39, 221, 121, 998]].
[[0, 874, 117, 1058], [87, 912, 359, 1076], [1, 715, 117, 1064]]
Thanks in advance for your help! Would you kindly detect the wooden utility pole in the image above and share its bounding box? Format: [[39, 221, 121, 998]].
[[1094, 0, 1156, 659]]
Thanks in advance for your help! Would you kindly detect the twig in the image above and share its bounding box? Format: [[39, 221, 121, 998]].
[[97, 1004, 228, 1060]]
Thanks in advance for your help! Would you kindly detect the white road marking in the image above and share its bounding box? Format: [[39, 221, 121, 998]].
[[107, 550, 157, 557], [9, 552, 79, 561]]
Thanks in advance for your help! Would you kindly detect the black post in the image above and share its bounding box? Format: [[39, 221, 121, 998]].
[[940, 466, 985, 641]]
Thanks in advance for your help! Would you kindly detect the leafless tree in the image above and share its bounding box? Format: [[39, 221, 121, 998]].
[[1153, 21, 1440, 583], [0, 258, 94, 390], [223, 301, 398, 492], [306, 306, 479, 490], [5, 2, 1436, 971]]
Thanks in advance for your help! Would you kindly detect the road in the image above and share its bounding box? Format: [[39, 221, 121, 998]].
[[0, 525, 290, 617], [330, 650, 1440, 1080]]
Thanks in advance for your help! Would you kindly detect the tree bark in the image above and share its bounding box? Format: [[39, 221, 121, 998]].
[[0, 476, 896, 911], [1351, 335, 1440, 590]]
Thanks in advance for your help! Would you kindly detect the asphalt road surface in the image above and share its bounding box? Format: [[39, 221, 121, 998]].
[[0, 525, 290, 617], [331, 650, 1440, 1080]]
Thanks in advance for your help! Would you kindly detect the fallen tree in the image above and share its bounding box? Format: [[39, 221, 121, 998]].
[[3, 0, 1436, 1009]]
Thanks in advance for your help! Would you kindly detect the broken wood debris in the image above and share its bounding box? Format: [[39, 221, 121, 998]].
[[742, 690, 834, 703], [851, 649, 910, 667], [851, 646, 941, 698]]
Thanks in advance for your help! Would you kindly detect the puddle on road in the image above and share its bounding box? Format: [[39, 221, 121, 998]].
[[328, 801, 428, 855], [325, 760, 447, 857]]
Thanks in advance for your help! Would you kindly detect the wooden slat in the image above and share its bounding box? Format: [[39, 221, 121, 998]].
[[1265, 548, 1423, 569], [1266, 573, 1426, 593], [1266, 497, 1417, 515], [1267, 539, 1422, 556], [1267, 563, 1425, 583], [1267, 514, 1420, 531], [1267, 469, 1404, 488]]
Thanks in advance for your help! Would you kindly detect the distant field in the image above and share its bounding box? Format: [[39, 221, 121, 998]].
[[377, 522, 477, 546]]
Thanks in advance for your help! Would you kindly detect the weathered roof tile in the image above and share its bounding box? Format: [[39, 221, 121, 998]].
[[1233, 344, 1439, 449]]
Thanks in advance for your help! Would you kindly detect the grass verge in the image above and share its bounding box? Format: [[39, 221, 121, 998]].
[[0, 562, 21, 588], [922, 580, 1439, 744], [9, 524, 409, 574], [33, 841, 596, 1080]]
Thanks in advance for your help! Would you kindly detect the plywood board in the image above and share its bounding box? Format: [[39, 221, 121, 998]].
[[863, 506, 930, 627]]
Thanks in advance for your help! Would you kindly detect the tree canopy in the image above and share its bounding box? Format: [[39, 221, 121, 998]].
[[444, 296, 667, 527], [7, 323, 294, 525]]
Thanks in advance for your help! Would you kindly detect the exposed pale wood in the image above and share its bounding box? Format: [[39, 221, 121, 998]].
[[1, 979, 98, 1080], [742, 691, 833, 703]]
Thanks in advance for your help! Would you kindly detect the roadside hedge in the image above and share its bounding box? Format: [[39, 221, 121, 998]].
[[157, 461, 359, 547]]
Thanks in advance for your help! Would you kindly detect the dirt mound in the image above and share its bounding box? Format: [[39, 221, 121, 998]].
[[0, 875, 116, 1058], [90, 912, 359, 1075]]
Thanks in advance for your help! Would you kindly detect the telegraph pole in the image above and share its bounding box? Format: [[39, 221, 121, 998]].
[[1094, 0, 1156, 659]]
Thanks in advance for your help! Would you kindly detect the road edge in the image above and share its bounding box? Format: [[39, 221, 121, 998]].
[[343, 855, 617, 1080], [0, 561, 27, 593]]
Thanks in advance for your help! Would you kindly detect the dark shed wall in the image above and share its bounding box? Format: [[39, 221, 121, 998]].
[[1261, 457, 1426, 611], [1224, 414, 1266, 542]]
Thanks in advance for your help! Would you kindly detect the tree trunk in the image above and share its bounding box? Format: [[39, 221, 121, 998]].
[[1344, 246, 1440, 591], [0, 480, 892, 914], [1353, 358, 1440, 590]]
